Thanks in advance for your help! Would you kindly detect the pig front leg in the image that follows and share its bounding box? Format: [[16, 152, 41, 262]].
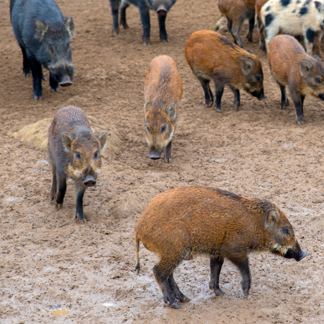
[[276, 82, 289, 110], [19, 45, 31, 77], [229, 85, 240, 110], [30, 57, 43, 99], [50, 163, 57, 203], [247, 14, 255, 43], [164, 140, 172, 163], [198, 77, 213, 107], [158, 12, 168, 42], [56, 173, 67, 209], [120, 2, 130, 29], [75, 181, 86, 222], [304, 28, 315, 56], [139, 4, 151, 45], [214, 79, 224, 112], [109, 0, 121, 35], [289, 87, 305, 125], [209, 256, 225, 296], [229, 255, 251, 297]]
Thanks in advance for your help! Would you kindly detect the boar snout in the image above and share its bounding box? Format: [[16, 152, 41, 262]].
[[149, 151, 161, 159], [59, 75, 73, 87], [284, 242, 307, 262], [318, 93, 324, 100], [251, 89, 267, 100], [157, 6, 167, 16], [83, 175, 96, 187]]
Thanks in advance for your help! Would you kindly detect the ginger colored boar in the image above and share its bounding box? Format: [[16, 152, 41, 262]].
[[144, 55, 182, 162], [134, 185, 306, 309]]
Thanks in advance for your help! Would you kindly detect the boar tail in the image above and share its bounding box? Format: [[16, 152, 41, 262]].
[[135, 236, 140, 274]]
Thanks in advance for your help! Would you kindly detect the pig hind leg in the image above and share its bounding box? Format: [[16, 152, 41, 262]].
[[213, 79, 225, 112], [120, 2, 130, 29], [50, 163, 57, 203], [209, 256, 225, 296], [198, 77, 214, 107], [276, 82, 289, 110], [230, 18, 245, 48], [56, 173, 67, 209], [164, 141, 172, 163], [246, 12, 255, 43], [168, 273, 189, 302], [109, 0, 121, 35], [29, 57, 43, 99], [75, 181, 86, 222]]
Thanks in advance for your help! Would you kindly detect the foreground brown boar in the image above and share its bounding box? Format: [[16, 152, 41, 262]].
[[218, 0, 256, 48], [134, 185, 306, 309], [185, 30, 266, 112], [48, 106, 107, 221], [268, 35, 324, 124], [144, 55, 182, 162]]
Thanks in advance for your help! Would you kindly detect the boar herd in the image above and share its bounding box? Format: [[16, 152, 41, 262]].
[[10, 0, 318, 310]]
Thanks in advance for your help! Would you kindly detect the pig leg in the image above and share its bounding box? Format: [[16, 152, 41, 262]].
[[229, 85, 240, 110], [56, 173, 67, 209], [75, 181, 86, 222], [30, 57, 43, 99], [168, 273, 189, 302], [19, 45, 31, 77], [49, 73, 59, 93], [209, 256, 225, 296], [229, 255, 251, 297], [213, 80, 225, 112], [109, 0, 121, 35], [289, 87, 305, 125], [50, 163, 57, 203], [120, 2, 130, 29], [231, 19, 245, 48], [139, 4, 151, 45], [153, 264, 180, 308], [247, 14, 255, 43], [198, 77, 213, 107], [257, 18, 266, 51], [158, 13, 169, 42], [164, 141, 172, 163], [277, 82, 289, 110], [304, 28, 315, 56]]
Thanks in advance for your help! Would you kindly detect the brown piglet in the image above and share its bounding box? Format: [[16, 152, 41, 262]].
[[268, 35, 324, 124], [185, 30, 266, 112], [144, 55, 182, 162], [47, 106, 107, 222], [134, 185, 306, 309]]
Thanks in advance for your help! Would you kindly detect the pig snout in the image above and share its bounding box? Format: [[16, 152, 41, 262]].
[[157, 6, 167, 16], [59, 75, 73, 87], [149, 151, 161, 159], [250, 89, 267, 100], [83, 175, 96, 187], [284, 242, 307, 262], [318, 93, 324, 100]]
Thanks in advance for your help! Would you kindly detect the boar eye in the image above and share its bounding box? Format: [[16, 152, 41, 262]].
[[315, 77, 322, 84], [75, 152, 82, 160], [255, 75, 262, 82], [282, 226, 290, 236], [94, 151, 99, 159], [145, 125, 150, 133], [160, 125, 167, 133]]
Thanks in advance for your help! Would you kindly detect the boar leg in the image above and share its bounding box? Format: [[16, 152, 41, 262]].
[[158, 13, 169, 42], [30, 57, 43, 99], [19, 45, 31, 77], [229, 255, 251, 297], [229, 85, 240, 110], [209, 256, 225, 296], [139, 5, 151, 45], [168, 273, 189, 302], [247, 14, 255, 43], [164, 141, 172, 163], [231, 19, 245, 48], [304, 28, 315, 56], [50, 164, 57, 203], [277, 82, 289, 110], [49, 73, 59, 93], [109, 0, 121, 35], [75, 182, 86, 222], [56, 173, 67, 209], [198, 77, 213, 107], [153, 263, 180, 308], [214, 80, 224, 112], [120, 2, 130, 29], [289, 88, 305, 124]]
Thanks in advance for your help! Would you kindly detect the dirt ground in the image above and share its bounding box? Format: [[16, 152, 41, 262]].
[[1, 0, 324, 322]]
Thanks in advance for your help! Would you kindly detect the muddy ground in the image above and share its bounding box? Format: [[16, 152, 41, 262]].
[[1, 0, 324, 322]]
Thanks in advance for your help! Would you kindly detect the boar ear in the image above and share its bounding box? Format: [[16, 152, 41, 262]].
[[144, 101, 152, 115], [64, 17, 76, 37], [300, 60, 312, 76], [265, 209, 280, 229], [34, 19, 48, 41], [167, 103, 177, 121], [61, 133, 75, 152], [242, 58, 255, 75], [96, 131, 108, 150], [315, 1, 322, 12]]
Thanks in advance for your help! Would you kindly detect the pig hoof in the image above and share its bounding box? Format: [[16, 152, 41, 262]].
[[55, 203, 63, 210], [34, 95, 43, 100], [23, 72, 31, 77], [122, 24, 129, 30], [161, 38, 169, 43], [112, 28, 120, 36], [167, 300, 180, 309], [214, 288, 224, 296], [297, 119, 305, 125], [143, 40, 151, 46], [216, 107, 221, 112], [206, 102, 213, 108]]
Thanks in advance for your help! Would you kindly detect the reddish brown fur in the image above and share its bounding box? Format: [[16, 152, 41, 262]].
[[268, 35, 324, 124], [134, 185, 306, 308], [218, 0, 257, 48], [144, 55, 182, 162], [185, 30, 266, 111], [48, 105, 107, 221]]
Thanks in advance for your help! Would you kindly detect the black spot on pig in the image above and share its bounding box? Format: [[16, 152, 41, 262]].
[[265, 5, 271, 11], [299, 7, 308, 15], [280, 0, 291, 7], [306, 28, 315, 43], [292, 9, 296, 13], [265, 13, 275, 27]]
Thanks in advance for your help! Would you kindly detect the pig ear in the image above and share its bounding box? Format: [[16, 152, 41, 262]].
[[34, 19, 48, 41], [242, 58, 255, 75], [167, 103, 177, 121], [144, 101, 152, 115], [64, 17, 76, 37], [265, 209, 280, 229], [300, 60, 312, 76], [96, 131, 108, 150], [61, 133, 75, 152], [315, 1, 322, 12]]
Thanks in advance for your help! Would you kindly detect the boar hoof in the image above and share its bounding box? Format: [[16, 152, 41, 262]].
[[216, 107, 221, 112], [143, 39, 151, 46], [34, 94, 43, 100], [165, 300, 180, 309], [55, 202, 63, 210], [297, 118, 305, 125], [161, 38, 169, 43], [214, 288, 224, 296], [76, 212, 86, 222], [23, 71, 31, 77], [112, 28, 120, 36]]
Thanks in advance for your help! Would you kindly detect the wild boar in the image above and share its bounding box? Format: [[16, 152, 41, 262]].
[[268, 35, 324, 124], [134, 185, 307, 309], [218, 0, 257, 48], [261, 0, 324, 56], [144, 55, 182, 162], [47, 106, 107, 222], [185, 30, 266, 112]]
